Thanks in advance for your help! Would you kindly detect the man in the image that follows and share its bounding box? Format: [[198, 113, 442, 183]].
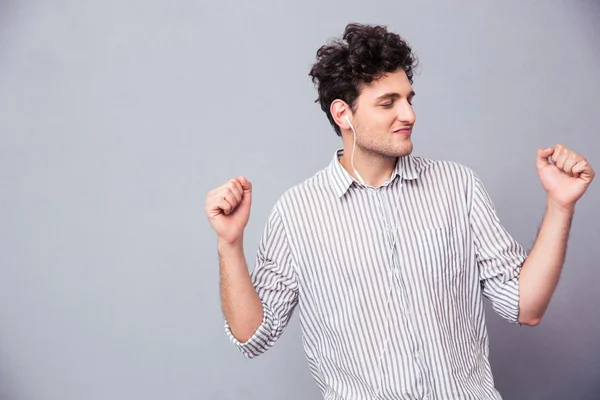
[[205, 23, 595, 399]]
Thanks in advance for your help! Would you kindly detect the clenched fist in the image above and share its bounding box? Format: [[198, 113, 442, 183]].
[[537, 144, 595, 209], [205, 176, 252, 245]]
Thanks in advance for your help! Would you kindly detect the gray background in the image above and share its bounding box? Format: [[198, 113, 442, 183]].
[[1, 1, 599, 399]]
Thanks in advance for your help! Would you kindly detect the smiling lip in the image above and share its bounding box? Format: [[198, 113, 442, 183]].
[[394, 127, 412, 135]]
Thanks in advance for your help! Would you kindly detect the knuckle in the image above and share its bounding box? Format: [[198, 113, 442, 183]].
[[224, 191, 237, 204]]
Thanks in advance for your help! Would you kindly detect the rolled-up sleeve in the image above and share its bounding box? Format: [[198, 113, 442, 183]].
[[469, 173, 528, 324], [224, 206, 299, 358]]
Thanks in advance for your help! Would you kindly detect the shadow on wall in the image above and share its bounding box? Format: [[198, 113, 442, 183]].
[[1, 3, 32, 398], [0, 0, 16, 31], [0, 343, 19, 400]]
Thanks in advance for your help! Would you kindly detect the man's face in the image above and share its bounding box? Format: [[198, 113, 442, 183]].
[[350, 68, 416, 158]]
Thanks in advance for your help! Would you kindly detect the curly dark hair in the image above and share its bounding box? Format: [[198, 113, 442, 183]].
[[308, 23, 419, 136]]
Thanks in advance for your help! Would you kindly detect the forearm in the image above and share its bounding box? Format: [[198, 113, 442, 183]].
[[219, 240, 264, 342], [518, 198, 574, 325]]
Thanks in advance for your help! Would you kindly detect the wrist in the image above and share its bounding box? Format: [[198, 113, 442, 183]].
[[546, 197, 575, 217], [218, 237, 244, 253]]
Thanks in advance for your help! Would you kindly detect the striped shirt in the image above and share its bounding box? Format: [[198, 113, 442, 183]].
[[224, 149, 527, 400]]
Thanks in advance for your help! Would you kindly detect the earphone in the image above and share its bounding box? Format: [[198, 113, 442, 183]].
[[345, 115, 366, 185], [344, 113, 395, 400]]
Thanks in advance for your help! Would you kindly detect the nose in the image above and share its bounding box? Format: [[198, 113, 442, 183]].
[[397, 100, 416, 125]]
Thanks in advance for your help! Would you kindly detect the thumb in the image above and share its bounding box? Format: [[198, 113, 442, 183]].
[[237, 176, 252, 203], [536, 147, 554, 169]]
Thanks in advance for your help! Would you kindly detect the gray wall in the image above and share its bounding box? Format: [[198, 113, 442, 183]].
[[1, 1, 599, 399]]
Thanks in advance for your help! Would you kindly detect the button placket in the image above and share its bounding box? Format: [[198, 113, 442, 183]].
[[382, 185, 430, 396]]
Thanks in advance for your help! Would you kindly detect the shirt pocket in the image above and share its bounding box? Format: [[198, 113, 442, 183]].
[[415, 226, 462, 280]]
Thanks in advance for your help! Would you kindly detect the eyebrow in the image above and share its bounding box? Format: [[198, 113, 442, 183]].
[[376, 90, 416, 101]]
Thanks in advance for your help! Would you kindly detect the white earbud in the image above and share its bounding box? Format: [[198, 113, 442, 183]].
[[345, 114, 365, 185]]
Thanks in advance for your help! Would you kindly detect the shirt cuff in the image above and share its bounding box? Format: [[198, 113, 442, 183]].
[[224, 305, 275, 358], [493, 275, 521, 325]]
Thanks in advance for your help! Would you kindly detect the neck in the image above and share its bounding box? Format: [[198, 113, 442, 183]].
[[340, 145, 397, 188]]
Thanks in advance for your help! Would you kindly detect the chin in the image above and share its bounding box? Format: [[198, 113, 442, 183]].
[[378, 148, 412, 159], [364, 141, 413, 158], [392, 143, 413, 157]]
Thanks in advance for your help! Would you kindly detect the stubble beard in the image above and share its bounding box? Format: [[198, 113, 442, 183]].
[[357, 132, 413, 159]]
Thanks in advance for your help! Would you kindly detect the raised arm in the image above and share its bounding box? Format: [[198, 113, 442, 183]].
[[205, 177, 299, 357], [518, 145, 595, 325], [206, 176, 264, 341]]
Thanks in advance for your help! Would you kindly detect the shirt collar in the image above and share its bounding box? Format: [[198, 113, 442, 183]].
[[328, 148, 420, 198]]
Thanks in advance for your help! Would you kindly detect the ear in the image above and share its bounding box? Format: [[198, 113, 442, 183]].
[[330, 99, 351, 130]]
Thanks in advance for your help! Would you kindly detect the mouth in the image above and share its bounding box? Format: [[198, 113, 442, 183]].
[[393, 126, 413, 135]]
